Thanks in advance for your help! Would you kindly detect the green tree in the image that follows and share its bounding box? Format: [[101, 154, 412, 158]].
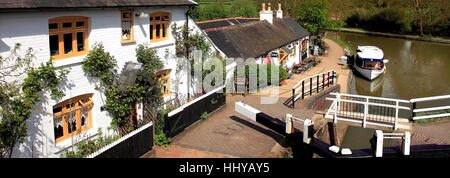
[[293, 0, 332, 37], [1, 44, 67, 158], [231, 0, 259, 18], [196, 2, 230, 21]]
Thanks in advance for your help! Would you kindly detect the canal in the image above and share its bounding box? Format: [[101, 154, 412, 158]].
[[327, 31, 450, 149]]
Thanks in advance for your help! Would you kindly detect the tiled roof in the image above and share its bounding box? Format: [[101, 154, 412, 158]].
[[0, 0, 197, 11], [203, 18, 310, 59]]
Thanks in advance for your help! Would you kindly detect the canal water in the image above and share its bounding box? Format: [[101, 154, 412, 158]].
[[327, 31, 450, 149]]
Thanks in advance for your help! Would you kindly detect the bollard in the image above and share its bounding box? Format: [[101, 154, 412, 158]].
[[375, 130, 384, 157], [285, 114, 294, 134], [303, 119, 313, 144], [402, 132, 411, 156]]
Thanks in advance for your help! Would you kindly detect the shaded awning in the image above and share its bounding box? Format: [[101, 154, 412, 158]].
[[281, 46, 292, 54]]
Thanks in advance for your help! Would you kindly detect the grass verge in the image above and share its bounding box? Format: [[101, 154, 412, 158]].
[[325, 36, 354, 55]]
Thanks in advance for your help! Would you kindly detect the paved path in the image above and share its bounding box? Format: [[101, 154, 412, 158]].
[[148, 39, 350, 158], [411, 121, 450, 145]]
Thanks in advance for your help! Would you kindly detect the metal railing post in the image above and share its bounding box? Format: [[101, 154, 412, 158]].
[[412, 102, 417, 121], [301, 80, 305, 100], [292, 89, 295, 108], [317, 75, 319, 93], [334, 94, 340, 124], [363, 97, 368, 128], [327, 72, 330, 87], [310, 77, 312, 96], [394, 101, 399, 130], [331, 71, 335, 84], [322, 74, 325, 90]]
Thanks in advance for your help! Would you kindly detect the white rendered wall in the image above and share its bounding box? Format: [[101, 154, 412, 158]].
[[0, 6, 190, 157]]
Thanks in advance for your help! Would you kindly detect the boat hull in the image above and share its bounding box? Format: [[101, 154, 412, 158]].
[[354, 65, 385, 80]]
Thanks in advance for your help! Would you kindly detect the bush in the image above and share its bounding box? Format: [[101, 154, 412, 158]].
[[236, 63, 288, 88], [65, 130, 120, 158], [200, 112, 208, 120], [155, 133, 172, 147]]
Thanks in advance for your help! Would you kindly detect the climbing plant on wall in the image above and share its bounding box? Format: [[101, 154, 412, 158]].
[[0, 43, 68, 158], [82, 43, 163, 135]]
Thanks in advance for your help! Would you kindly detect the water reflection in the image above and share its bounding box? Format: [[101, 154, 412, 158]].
[[354, 73, 384, 96], [328, 31, 450, 99]]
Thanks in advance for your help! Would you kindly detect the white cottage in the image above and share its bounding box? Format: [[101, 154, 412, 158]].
[[0, 0, 199, 157], [195, 3, 310, 70]]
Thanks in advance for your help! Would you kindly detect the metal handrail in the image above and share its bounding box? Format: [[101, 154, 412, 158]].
[[411, 95, 450, 120], [325, 92, 410, 130], [290, 70, 337, 108]]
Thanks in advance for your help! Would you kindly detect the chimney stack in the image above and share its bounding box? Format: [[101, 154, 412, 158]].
[[276, 3, 283, 19], [260, 2, 273, 24]]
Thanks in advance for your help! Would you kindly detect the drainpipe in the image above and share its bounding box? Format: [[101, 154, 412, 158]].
[[186, 6, 193, 100]]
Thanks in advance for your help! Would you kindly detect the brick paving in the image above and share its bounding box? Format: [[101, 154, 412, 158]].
[[411, 121, 450, 145]]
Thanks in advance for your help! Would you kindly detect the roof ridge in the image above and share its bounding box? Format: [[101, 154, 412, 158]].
[[196, 17, 259, 24], [203, 20, 265, 32]]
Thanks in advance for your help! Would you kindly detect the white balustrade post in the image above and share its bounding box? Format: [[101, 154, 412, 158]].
[[303, 119, 313, 144], [286, 114, 293, 134], [363, 98, 368, 128], [394, 101, 399, 130], [334, 94, 340, 124], [402, 132, 411, 156], [375, 130, 384, 157]]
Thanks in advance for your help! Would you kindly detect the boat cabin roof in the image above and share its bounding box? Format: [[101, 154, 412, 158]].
[[356, 46, 384, 60]]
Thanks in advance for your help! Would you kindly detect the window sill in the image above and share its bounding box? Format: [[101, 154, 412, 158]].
[[121, 40, 136, 45], [52, 56, 85, 68]]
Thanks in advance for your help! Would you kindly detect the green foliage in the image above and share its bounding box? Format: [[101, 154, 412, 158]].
[[1, 44, 67, 157], [155, 133, 172, 147], [210, 98, 218, 105], [293, 0, 332, 37], [156, 106, 173, 135], [200, 112, 208, 120], [238, 63, 287, 88], [65, 129, 120, 158], [339, 0, 450, 37], [230, 0, 259, 18], [191, 0, 259, 21], [82, 43, 163, 134], [81, 43, 118, 87], [345, 7, 412, 34], [326, 36, 354, 55], [414, 109, 450, 124]]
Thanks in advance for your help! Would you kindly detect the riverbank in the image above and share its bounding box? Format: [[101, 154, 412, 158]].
[[328, 27, 450, 45]]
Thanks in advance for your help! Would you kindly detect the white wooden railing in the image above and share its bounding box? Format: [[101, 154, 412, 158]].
[[325, 93, 410, 130], [290, 70, 337, 108], [410, 95, 450, 120]]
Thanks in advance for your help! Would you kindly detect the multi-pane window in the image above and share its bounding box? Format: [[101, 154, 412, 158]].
[[156, 69, 171, 97], [53, 94, 93, 144], [121, 10, 135, 43], [150, 12, 170, 42], [49, 16, 89, 61]]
